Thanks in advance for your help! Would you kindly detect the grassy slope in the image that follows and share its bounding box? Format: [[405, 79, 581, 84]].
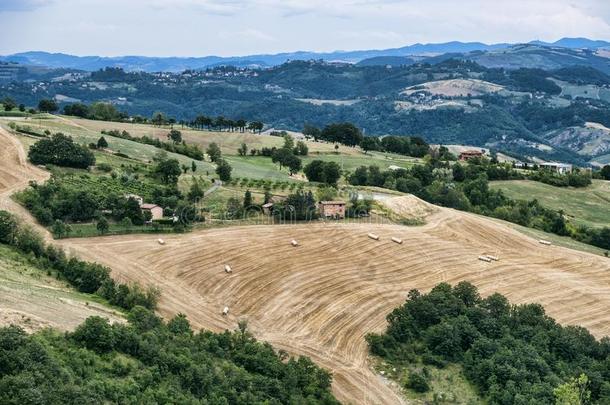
[[1, 117, 216, 173], [490, 179, 610, 229], [373, 358, 482, 404], [3, 116, 423, 181], [0, 244, 123, 332]]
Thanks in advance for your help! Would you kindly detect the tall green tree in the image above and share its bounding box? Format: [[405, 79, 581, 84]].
[[206, 142, 222, 163], [243, 190, 253, 208], [97, 136, 108, 148], [215, 159, 232, 182], [294, 140, 309, 156], [96, 216, 109, 235], [151, 111, 167, 126], [187, 181, 204, 202], [167, 129, 182, 144], [154, 158, 182, 184]]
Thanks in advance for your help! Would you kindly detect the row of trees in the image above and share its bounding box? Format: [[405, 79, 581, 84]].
[[100, 128, 204, 160], [367, 282, 610, 403], [190, 114, 264, 133], [360, 135, 431, 158], [303, 122, 433, 159], [529, 167, 592, 188], [64, 101, 268, 135]]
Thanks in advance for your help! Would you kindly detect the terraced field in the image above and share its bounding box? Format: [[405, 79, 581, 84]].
[[2, 125, 610, 404]]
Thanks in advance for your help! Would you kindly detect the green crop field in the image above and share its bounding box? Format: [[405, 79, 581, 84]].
[[225, 155, 295, 180], [303, 150, 420, 172], [490, 180, 610, 229]]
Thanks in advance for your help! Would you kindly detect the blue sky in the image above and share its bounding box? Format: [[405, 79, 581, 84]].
[[1, 0, 610, 56]]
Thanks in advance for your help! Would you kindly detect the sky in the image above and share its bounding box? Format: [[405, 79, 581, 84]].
[[1, 0, 610, 57]]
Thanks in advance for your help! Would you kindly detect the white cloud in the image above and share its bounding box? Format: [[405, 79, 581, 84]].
[[1, 0, 610, 56]]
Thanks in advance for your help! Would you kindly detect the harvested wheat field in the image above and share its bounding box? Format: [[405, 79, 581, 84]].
[[61, 210, 610, 404], [2, 127, 610, 404], [0, 127, 48, 195], [0, 127, 50, 238]]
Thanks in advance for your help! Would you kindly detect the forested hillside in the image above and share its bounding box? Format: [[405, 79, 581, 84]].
[[3, 45, 610, 164], [367, 282, 610, 403], [0, 309, 338, 404]]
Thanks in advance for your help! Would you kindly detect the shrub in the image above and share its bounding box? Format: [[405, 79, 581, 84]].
[[96, 163, 113, 172], [405, 370, 430, 393]]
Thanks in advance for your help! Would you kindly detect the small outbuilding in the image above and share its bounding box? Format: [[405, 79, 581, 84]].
[[540, 162, 573, 175], [318, 201, 346, 219], [459, 150, 485, 161], [141, 203, 163, 221], [262, 202, 274, 215]]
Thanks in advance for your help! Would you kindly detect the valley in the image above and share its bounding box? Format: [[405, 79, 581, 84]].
[[2, 21, 610, 402]]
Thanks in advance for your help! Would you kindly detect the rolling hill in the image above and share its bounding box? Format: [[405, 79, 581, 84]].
[[3, 44, 610, 165], [2, 37, 609, 72], [2, 114, 610, 403]]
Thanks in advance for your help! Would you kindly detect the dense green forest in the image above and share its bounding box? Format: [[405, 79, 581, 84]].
[[367, 282, 610, 404], [4, 60, 610, 164], [0, 309, 338, 404]]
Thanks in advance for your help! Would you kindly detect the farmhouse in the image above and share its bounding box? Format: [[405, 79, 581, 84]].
[[141, 203, 163, 221], [459, 150, 485, 161], [318, 201, 346, 219], [540, 162, 573, 175]]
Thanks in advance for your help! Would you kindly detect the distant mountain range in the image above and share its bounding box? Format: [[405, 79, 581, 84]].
[[2, 38, 609, 73]]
